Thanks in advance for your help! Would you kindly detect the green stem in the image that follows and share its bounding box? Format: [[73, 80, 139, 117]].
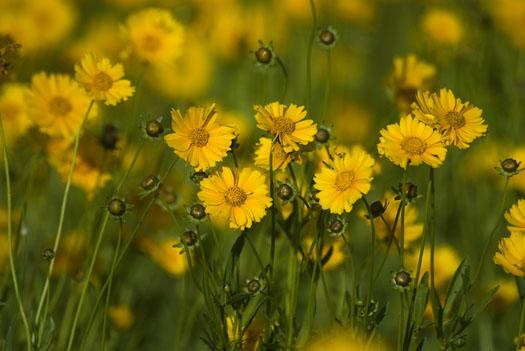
[[361, 196, 377, 333], [306, 0, 317, 111], [399, 167, 408, 268], [34, 99, 95, 337], [0, 115, 32, 351], [322, 50, 331, 121], [276, 57, 288, 102], [517, 278, 525, 351], [266, 140, 276, 340]]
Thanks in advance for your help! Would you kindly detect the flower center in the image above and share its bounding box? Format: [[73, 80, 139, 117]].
[[93, 72, 113, 92], [401, 137, 426, 155], [334, 171, 355, 191], [224, 186, 247, 207], [445, 111, 465, 129], [48, 96, 72, 117], [190, 128, 210, 147], [272, 117, 295, 135], [141, 34, 161, 52]]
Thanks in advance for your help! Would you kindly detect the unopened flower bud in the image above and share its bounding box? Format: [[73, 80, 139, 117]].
[[189, 204, 206, 220], [181, 230, 198, 247], [501, 158, 520, 173], [277, 183, 294, 201], [100, 124, 119, 150], [246, 278, 262, 294], [370, 201, 386, 218], [141, 175, 159, 191], [314, 128, 330, 143], [255, 46, 272, 64], [108, 198, 126, 217], [393, 270, 412, 288], [145, 119, 164, 138]]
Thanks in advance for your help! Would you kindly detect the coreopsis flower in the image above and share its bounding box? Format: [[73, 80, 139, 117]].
[[0, 83, 32, 144], [377, 114, 447, 168], [122, 8, 185, 65], [197, 167, 272, 230], [391, 55, 436, 112], [494, 231, 525, 276], [304, 237, 346, 271], [26, 72, 96, 139], [254, 137, 294, 171], [421, 8, 464, 46], [108, 305, 135, 331], [411, 89, 488, 149], [505, 199, 525, 232], [313, 148, 375, 214], [74, 53, 134, 106], [164, 104, 235, 171], [254, 102, 317, 152], [304, 326, 386, 351], [407, 245, 460, 289], [139, 237, 188, 276]]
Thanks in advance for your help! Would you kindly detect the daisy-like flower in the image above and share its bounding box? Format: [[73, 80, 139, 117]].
[[26, 72, 96, 139], [198, 167, 272, 230], [0, 83, 32, 145], [122, 8, 185, 65], [505, 199, 525, 232], [313, 148, 375, 214], [494, 231, 525, 277], [253, 137, 294, 171], [377, 114, 447, 168], [411, 88, 488, 149], [254, 102, 317, 152], [75, 53, 134, 106], [164, 104, 235, 171]]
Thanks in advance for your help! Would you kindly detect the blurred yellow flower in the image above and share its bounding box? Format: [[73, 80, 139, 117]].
[[67, 18, 124, 61], [52, 232, 86, 277], [335, 0, 375, 26], [377, 115, 447, 168], [330, 103, 373, 143], [164, 104, 235, 171], [412, 89, 488, 149], [304, 238, 346, 271], [303, 326, 388, 351], [314, 148, 374, 214], [490, 0, 525, 49], [505, 199, 525, 233], [407, 245, 460, 289], [254, 102, 317, 153], [0, 83, 32, 145], [26, 72, 95, 139], [75, 54, 135, 106], [494, 231, 525, 277], [488, 279, 518, 313], [198, 167, 272, 230], [254, 137, 294, 171], [391, 55, 436, 112], [421, 8, 464, 46], [140, 237, 187, 276], [108, 305, 135, 331], [122, 8, 185, 65]]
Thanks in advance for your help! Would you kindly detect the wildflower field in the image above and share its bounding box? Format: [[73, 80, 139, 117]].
[[2, 0, 525, 350]]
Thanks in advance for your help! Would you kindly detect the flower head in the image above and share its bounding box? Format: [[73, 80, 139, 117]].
[[75, 54, 134, 106], [0, 83, 32, 144], [494, 231, 525, 277], [197, 167, 272, 230], [164, 104, 235, 171], [26, 72, 95, 139], [421, 8, 464, 46], [254, 102, 317, 152], [411, 88, 488, 149], [377, 114, 447, 168], [139, 237, 188, 276], [505, 199, 525, 233], [314, 148, 375, 214]]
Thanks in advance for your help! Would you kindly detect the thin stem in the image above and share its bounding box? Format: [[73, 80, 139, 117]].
[[244, 233, 265, 271], [276, 57, 288, 102], [399, 167, 408, 268], [306, 0, 317, 111], [266, 140, 276, 340], [0, 115, 32, 351], [517, 278, 525, 351], [361, 196, 377, 332], [322, 50, 331, 121], [35, 99, 95, 334]]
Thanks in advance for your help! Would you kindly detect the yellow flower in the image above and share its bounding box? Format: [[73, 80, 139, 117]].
[[490, 0, 525, 49], [304, 238, 346, 271], [0, 83, 32, 145], [411, 89, 488, 149], [362, 192, 423, 248], [75, 54, 134, 106], [26, 72, 96, 139], [52, 232, 86, 277], [391, 55, 436, 112], [313, 148, 374, 214], [198, 167, 272, 230], [488, 279, 518, 313], [139, 237, 188, 277], [164, 104, 235, 171], [421, 8, 464, 46], [304, 326, 388, 351], [377, 114, 447, 168], [108, 305, 135, 331], [254, 137, 294, 171], [407, 245, 460, 289], [494, 231, 525, 277], [505, 199, 525, 233], [330, 103, 373, 143], [122, 8, 185, 65], [254, 102, 317, 153], [335, 0, 375, 26]]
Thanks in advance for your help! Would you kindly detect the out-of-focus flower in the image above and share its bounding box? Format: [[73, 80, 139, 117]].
[[221, 110, 253, 150], [254, 137, 294, 171], [67, 18, 124, 62], [490, 0, 525, 49], [421, 8, 464, 47], [0, 0, 75, 53], [198, 167, 272, 230], [164, 104, 235, 171], [108, 305, 135, 331], [377, 115, 447, 168], [390, 55, 436, 112], [139, 237, 187, 276], [314, 148, 374, 214], [26, 72, 96, 139], [0, 83, 32, 145], [75, 54, 134, 106], [488, 279, 518, 313], [407, 245, 460, 289], [330, 103, 373, 143], [303, 326, 388, 351], [254, 102, 317, 153], [226, 315, 263, 351], [52, 231, 86, 276], [122, 8, 185, 65], [304, 238, 346, 271], [494, 231, 525, 277], [411, 89, 488, 149], [505, 199, 525, 232], [335, 0, 375, 26]]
